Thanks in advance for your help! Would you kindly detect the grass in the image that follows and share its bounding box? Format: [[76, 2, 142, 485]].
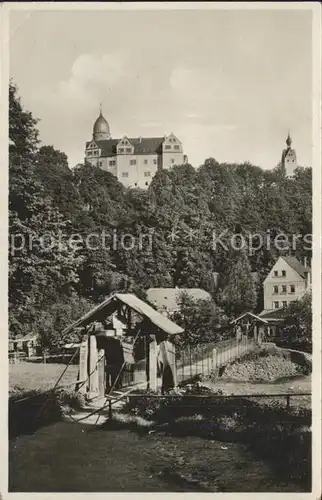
[[9, 361, 79, 393]]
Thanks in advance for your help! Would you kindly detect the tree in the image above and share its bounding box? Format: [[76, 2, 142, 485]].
[[281, 292, 312, 351], [9, 81, 39, 161], [33, 294, 93, 351], [170, 292, 229, 347], [9, 83, 82, 337], [217, 244, 257, 318]]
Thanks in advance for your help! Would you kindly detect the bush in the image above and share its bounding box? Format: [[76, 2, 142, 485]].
[[9, 387, 85, 438]]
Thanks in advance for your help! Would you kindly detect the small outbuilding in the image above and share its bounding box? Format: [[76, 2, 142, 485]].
[[62, 292, 184, 400]]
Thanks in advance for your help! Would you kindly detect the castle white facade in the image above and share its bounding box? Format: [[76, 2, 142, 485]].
[[85, 109, 187, 189]]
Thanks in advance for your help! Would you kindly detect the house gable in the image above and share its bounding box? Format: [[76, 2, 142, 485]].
[[263, 256, 305, 284]]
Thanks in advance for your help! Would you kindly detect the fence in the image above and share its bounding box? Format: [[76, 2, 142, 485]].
[[176, 335, 256, 384]]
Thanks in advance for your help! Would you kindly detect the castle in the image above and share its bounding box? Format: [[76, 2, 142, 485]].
[[85, 109, 298, 186], [85, 108, 187, 189]]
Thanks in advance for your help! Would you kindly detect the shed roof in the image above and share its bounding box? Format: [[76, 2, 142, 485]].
[[147, 287, 212, 312], [62, 293, 184, 337], [231, 312, 268, 325]]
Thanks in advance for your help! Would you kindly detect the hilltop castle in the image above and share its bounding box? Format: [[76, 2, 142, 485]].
[[85, 108, 187, 188]]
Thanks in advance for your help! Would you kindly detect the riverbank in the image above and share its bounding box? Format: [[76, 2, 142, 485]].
[[214, 344, 311, 384]]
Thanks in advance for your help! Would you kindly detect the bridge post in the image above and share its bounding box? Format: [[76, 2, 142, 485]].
[[88, 334, 99, 400], [98, 349, 105, 398], [212, 348, 217, 371], [148, 334, 158, 391], [77, 334, 89, 394]]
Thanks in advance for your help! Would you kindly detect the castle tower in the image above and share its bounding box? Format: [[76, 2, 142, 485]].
[[93, 105, 111, 141], [281, 132, 297, 177]]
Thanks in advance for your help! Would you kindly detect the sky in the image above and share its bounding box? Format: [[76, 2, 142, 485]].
[[9, 7, 313, 170]]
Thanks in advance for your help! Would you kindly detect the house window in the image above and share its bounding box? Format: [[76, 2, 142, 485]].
[[274, 271, 278, 277], [282, 285, 287, 294], [98, 161, 103, 167], [174, 145, 180, 150], [171, 158, 175, 164], [274, 301, 279, 309], [118, 148, 124, 153], [145, 181, 149, 186], [290, 285, 295, 293], [126, 148, 132, 153], [109, 160, 116, 166], [122, 172, 129, 177], [144, 171, 151, 177], [144, 159, 148, 164], [282, 270, 286, 277], [165, 145, 171, 150], [153, 159, 157, 164], [282, 301, 287, 308], [130, 159, 136, 165], [273, 286, 278, 294]]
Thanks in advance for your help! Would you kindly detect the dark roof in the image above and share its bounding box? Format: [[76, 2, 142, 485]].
[[282, 256, 310, 278], [86, 137, 165, 157], [62, 293, 184, 336], [258, 308, 287, 322]]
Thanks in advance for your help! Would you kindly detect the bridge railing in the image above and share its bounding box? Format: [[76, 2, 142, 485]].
[[176, 335, 257, 384]]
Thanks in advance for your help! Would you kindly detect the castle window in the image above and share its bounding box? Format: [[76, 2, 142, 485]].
[[144, 171, 151, 177], [130, 159, 136, 165], [274, 301, 279, 309], [144, 159, 148, 165], [174, 145, 180, 150], [290, 285, 295, 293], [165, 145, 171, 150], [122, 172, 129, 177]]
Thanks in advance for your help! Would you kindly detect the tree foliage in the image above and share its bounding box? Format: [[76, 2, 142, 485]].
[[9, 82, 312, 350], [170, 293, 229, 347]]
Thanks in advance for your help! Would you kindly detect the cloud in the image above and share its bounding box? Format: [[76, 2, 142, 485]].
[[58, 53, 126, 105]]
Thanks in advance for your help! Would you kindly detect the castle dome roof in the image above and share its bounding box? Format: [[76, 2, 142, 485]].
[[93, 108, 110, 139]]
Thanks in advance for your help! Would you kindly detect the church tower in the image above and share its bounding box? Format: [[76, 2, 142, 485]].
[[92, 106, 111, 141], [281, 132, 297, 177]]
